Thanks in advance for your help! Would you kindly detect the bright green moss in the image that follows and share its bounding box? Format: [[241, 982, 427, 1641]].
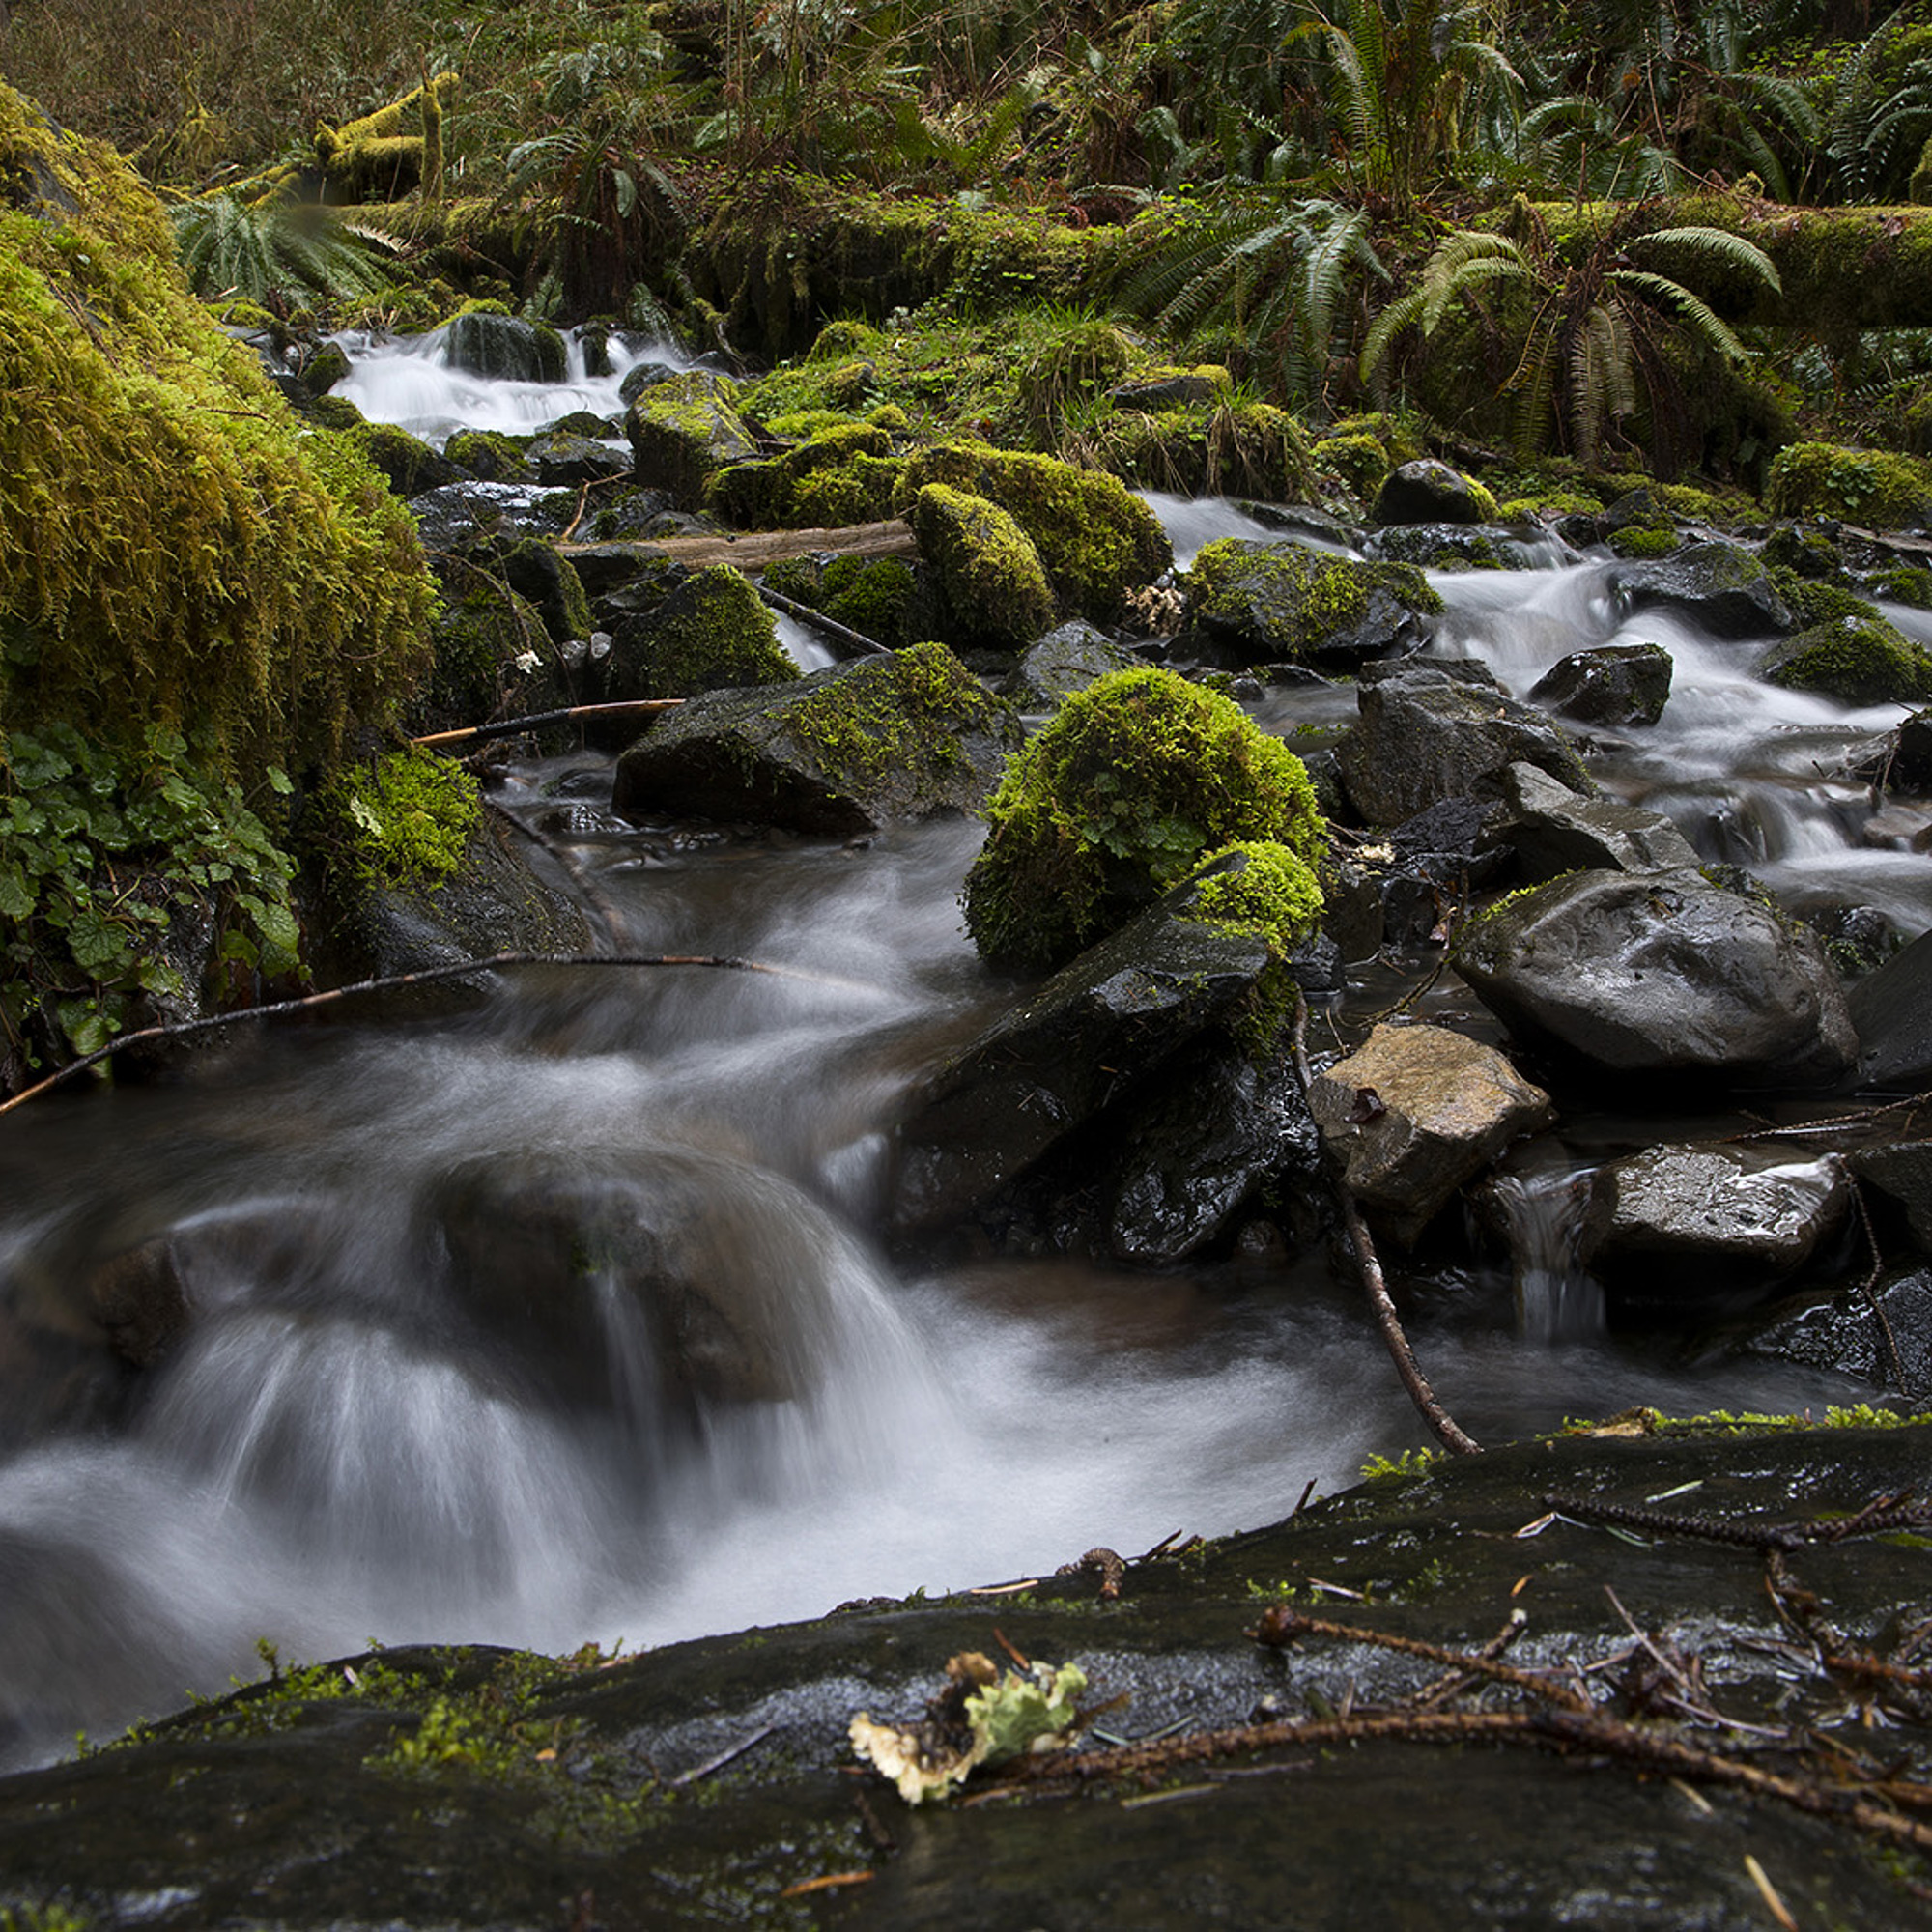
[[639, 563, 798, 695], [786, 639, 1011, 792], [1185, 538, 1442, 660], [962, 667, 1325, 974], [821, 554, 922, 647], [1311, 432, 1391, 498], [443, 429, 530, 483], [1187, 839, 1324, 953], [1763, 614, 1932, 705], [1080, 400, 1315, 509], [897, 440, 1171, 620], [1768, 568, 1881, 630], [908, 483, 1056, 651], [319, 747, 481, 893], [1605, 526, 1681, 560], [625, 371, 757, 505], [705, 423, 900, 529], [1767, 442, 1932, 530]]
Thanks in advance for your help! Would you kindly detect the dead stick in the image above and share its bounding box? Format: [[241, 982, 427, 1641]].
[[756, 584, 891, 658], [0, 952, 831, 1119], [411, 699, 684, 751], [1290, 993, 1482, 1456]]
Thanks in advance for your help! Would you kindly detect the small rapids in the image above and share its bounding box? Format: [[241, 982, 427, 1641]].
[[0, 367, 1910, 1768]]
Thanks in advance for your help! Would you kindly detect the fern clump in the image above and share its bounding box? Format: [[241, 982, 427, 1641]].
[[962, 668, 1324, 975]]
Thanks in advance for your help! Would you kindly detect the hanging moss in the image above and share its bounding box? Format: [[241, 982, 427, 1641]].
[[962, 667, 1325, 975]]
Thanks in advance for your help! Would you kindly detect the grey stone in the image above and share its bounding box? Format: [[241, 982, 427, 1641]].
[[1455, 867, 1859, 1087], [1529, 642, 1673, 726], [999, 622, 1142, 710], [1848, 925, 1932, 1091], [1488, 761, 1702, 882], [1307, 1022, 1555, 1244]]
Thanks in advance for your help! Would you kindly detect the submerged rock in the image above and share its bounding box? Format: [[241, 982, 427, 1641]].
[[1336, 661, 1593, 826], [1454, 867, 1859, 1088], [1308, 1023, 1554, 1244], [611, 641, 1019, 835], [1529, 642, 1673, 726]]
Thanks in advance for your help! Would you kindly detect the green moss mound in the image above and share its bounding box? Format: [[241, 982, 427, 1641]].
[[1766, 443, 1932, 531], [898, 440, 1172, 620], [705, 421, 900, 530], [319, 747, 482, 893], [962, 667, 1325, 975], [1762, 615, 1932, 706], [634, 563, 797, 696], [1187, 840, 1324, 954], [1184, 539, 1443, 662], [908, 485, 1056, 652], [0, 83, 437, 772]]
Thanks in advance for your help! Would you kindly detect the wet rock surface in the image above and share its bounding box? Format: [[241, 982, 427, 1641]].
[[1455, 867, 1859, 1088], [1609, 540, 1796, 639], [1, 1425, 1925, 1930], [1529, 640, 1674, 726], [1487, 760, 1703, 882]]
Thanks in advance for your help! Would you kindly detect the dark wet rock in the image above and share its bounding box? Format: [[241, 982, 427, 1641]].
[[407, 478, 573, 552], [1850, 1139, 1932, 1252], [293, 338, 349, 399], [1798, 902, 1904, 979], [1390, 796, 1492, 877], [1337, 661, 1594, 826], [1455, 867, 1859, 1088], [1372, 458, 1496, 526], [1862, 799, 1932, 849], [432, 1146, 854, 1409], [1529, 642, 1674, 727], [625, 371, 758, 506], [562, 537, 678, 600], [524, 429, 630, 489], [410, 569, 579, 743], [612, 643, 1020, 836], [1308, 1023, 1554, 1244], [6, 1428, 1923, 1927], [308, 810, 593, 1003], [1888, 706, 1932, 790], [1608, 539, 1795, 639], [892, 895, 1281, 1238], [1717, 1264, 1932, 1391], [1485, 761, 1702, 883], [617, 358, 685, 406], [1180, 539, 1441, 668], [595, 561, 795, 733], [442, 312, 566, 384], [1581, 1144, 1849, 1280], [998, 622, 1141, 710], [1363, 523, 1516, 570], [1848, 925, 1932, 1090]]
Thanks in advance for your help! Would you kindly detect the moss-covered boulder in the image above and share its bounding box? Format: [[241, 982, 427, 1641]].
[[1761, 613, 1932, 706], [1179, 538, 1443, 668], [908, 484, 1057, 652], [411, 574, 577, 741], [600, 564, 795, 727], [624, 371, 759, 507], [442, 429, 532, 484], [707, 421, 901, 529], [897, 441, 1172, 620], [350, 421, 462, 499], [1372, 459, 1499, 526], [1767, 441, 1932, 531], [611, 641, 1020, 835], [962, 667, 1324, 975]]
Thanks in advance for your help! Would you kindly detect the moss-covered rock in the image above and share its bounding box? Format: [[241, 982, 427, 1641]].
[[1372, 459, 1499, 526], [705, 421, 900, 529], [1180, 538, 1443, 667], [962, 667, 1325, 975], [603, 563, 796, 709], [611, 640, 1020, 834], [350, 421, 462, 499], [442, 429, 531, 484], [623, 371, 759, 507], [1761, 613, 1932, 705], [1311, 430, 1392, 499], [441, 311, 566, 385], [1186, 839, 1324, 956], [820, 554, 928, 649], [908, 484, 1057, 652], [1767, 441, 1932, 531], [411, 572, 574, 741], [897, 440, 1172, 620]]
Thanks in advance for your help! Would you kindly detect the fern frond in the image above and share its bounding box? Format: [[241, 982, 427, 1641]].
[[1631, 225, 1780, 296], [1609, 270, 1748, 362]]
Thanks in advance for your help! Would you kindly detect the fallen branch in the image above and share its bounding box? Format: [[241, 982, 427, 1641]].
[[0, 952, 838, 1119], [757, 583, 891, 658], [1545, 1488, 1932, 1552], [559, 517, 917, 572], [410, 698, 684, 750], [1290, 993, 1482, 1456]]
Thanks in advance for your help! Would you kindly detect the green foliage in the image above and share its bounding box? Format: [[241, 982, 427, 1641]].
[[169, 193, 397, 307], [1362, 210, 1780, 473], [317, 747, 481, 893], [0, 724, 299, 1065], [1359, 1445, 1442, 1481], [963, 667, 1325, 974]]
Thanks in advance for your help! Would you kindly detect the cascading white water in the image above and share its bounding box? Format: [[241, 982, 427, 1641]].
[[0, 475, 1899, 1771]]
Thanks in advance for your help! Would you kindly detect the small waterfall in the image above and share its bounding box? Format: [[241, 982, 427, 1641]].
[[1487, 1164, 1604, 1345]]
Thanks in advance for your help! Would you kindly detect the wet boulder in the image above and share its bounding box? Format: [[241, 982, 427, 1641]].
[[1529, 642, 1673, 727], [625, 370, 759, 506], [432, 1147, 860, 1410], [1336, 660, 1594, 826], [1608, 540, 1795, 639], [443, 311, 566, 384], [350, 421, 461, 498], [1847, 925, 1932, 1090], [1485, 762, 1702, 884], [999, 622, 1143, 711], [893, 889, 1291, 1239], [1719, 1264, 1932, 1390], [1180, 539, 1442, 668], [1580, 1144, 1849, 1282], [1849, 1138, 1932, 1250], [1363, 523, 1517, 571], [1761, 612, 1932, 705], [599, 560, 795, 724], [611, 641, 1020, 836], [908, 484, 1056, 652], [1454, 867, 1859, 1088], [525, 429, 630, 489], [1372, 458, 1498, 526], [1307, 1023, 1554, 1244]]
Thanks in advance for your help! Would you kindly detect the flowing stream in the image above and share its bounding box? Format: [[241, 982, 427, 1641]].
[[0, 344, 1915, 1772]]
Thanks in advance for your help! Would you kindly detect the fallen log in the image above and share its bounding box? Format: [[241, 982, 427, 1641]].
[[559, 518, 918, 572]]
